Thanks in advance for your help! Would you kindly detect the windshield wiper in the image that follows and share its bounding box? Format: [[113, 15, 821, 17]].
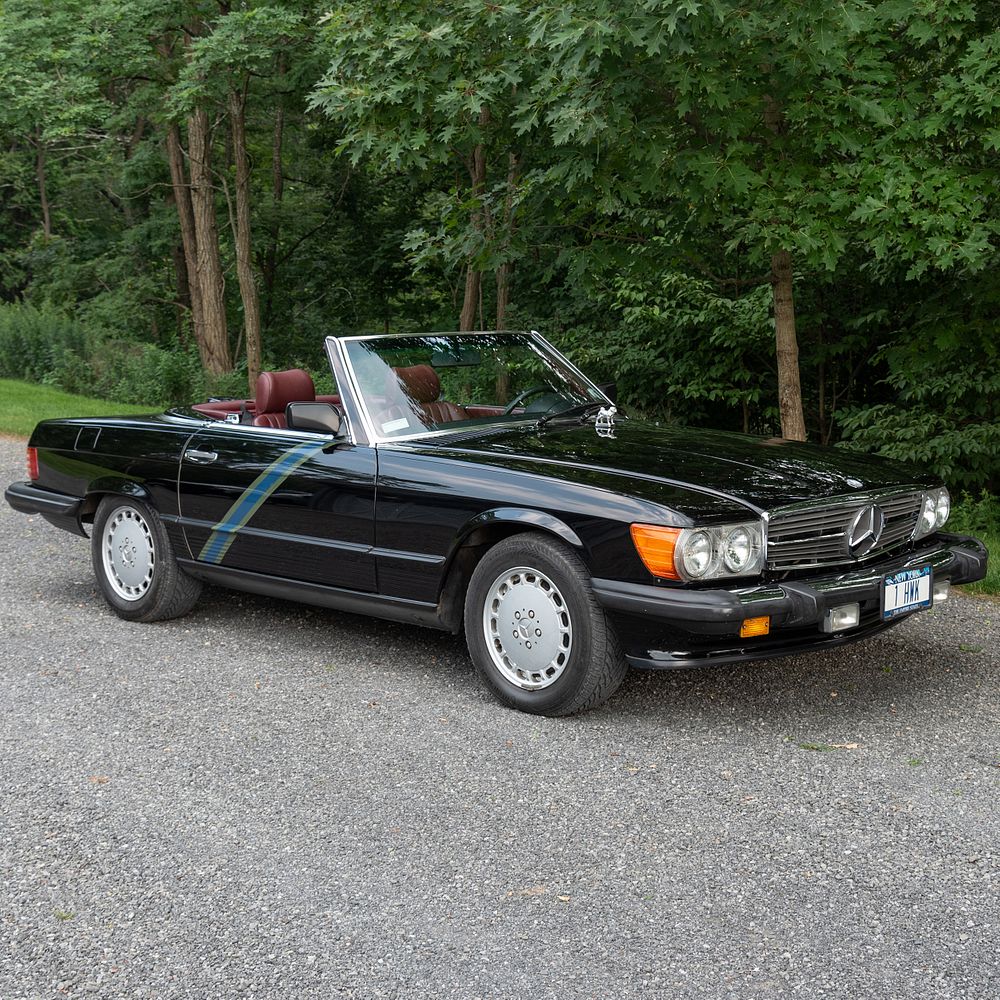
[[535, 401, 606, 428]]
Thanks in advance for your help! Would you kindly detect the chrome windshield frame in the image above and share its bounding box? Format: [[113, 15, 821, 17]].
[[327, 329, 613, 445]]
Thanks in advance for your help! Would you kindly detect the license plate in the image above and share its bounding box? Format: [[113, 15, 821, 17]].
[[882, 565, 932, 620]]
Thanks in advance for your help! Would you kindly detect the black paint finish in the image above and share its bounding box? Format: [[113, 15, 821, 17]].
[[177, 425, 377, 591]]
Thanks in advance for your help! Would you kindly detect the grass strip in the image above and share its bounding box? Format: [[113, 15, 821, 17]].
[[0, 378, 145, 438]]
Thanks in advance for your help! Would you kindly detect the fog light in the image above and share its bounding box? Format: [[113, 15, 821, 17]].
[[933, 579, 950, 604], [740, 616, 770, 638], [822, 603, 860, 633]]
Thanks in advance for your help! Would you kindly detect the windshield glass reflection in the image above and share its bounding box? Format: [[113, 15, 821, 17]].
[[344, 333, 604, 439]]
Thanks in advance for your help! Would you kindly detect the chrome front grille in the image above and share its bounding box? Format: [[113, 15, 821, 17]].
[[766, 490, 923, 571]]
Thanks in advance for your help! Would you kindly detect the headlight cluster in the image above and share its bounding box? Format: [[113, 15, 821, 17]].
[[914, 487, 950, 540], [631, 521, 765, 582]]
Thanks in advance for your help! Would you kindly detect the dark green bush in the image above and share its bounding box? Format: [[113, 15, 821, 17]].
[[0, 303, 88, 383], [949, 491, 1000, 538], [0, 302, 205, 406]]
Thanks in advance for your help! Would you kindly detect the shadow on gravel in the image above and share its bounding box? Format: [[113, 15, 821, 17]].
[[51, 573, 980, 730]]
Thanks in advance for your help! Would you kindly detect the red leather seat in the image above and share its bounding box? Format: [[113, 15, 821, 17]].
[[390, 364, 469, 424], [252, 369, 316, 428]]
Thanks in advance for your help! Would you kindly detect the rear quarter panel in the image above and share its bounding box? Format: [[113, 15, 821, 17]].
[[30, 413, 201, 542]]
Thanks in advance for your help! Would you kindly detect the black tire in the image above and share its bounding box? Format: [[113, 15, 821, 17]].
[[91, 495, 201, 623], [464, 532, 627, 716]]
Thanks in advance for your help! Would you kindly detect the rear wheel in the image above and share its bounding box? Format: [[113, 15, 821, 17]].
[[91, 496, 201, 622], [464, 533, 627, 715]]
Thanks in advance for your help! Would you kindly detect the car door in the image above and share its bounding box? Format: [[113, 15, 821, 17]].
[[177, 424, 377, 592]]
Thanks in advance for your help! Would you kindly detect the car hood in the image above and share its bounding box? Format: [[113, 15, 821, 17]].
[[428, 419, 936, 514]]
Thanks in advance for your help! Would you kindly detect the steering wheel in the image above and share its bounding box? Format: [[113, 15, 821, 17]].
[[503, 384, 552, 415]]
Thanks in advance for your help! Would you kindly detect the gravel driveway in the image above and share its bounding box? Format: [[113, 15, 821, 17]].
[[0, 435, 996, 1000]]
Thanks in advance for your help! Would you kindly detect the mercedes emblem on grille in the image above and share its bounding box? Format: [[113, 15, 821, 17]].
[[847, 504, 886, 557]]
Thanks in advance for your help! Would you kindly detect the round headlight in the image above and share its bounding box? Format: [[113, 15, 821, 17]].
[[917, 494, 936, 537], [934, 488, 950, 528], [682, 530, 713, 578], [722, 527, 753, 573]]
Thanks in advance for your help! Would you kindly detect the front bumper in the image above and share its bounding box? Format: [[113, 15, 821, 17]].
[[592, 533, 989, 669]]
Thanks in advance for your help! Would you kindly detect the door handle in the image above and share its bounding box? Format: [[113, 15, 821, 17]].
[[185, 448, 218, 464]]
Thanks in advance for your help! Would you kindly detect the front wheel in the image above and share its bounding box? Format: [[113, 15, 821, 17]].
[[464, 533, 627, 716], [91, 496, 201, 622]]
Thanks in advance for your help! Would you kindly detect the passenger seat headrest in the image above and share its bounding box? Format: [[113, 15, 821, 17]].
[[390, 364, 441, 404], [255, 369, 316, 414]]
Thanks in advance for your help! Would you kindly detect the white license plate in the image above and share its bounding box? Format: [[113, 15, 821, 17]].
[[882, 565, 932, 620]]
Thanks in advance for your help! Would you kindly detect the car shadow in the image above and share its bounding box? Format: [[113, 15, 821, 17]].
[[607, 619, 981, 729], [190, 584, 980, 726], [58, 575, 985, 730]]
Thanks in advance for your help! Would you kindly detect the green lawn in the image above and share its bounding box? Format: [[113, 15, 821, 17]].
[[0, 378, 147, 438]]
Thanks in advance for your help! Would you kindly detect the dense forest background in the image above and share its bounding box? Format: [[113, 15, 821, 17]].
[[0, 1, 997, 491]]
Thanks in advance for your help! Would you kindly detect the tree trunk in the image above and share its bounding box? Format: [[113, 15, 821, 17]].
[[771, 249, 807, 441], [495, 261, 512, 330], [187, 107, 232, 374], [35, 133, 52, 238], [494, 151, 520, 331], [165, 124, 206, 358], [170, 239, 191, 345], [763, 93, 806, 441], [459, 134, 487, 331], [228, 85, 262, 394], [459, 266, 481, 331], [263, 51, 286, 329]]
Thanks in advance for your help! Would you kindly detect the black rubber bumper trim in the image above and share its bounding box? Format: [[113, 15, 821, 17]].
[[624, 614, 905, 671], [592, 533, 989, 631], [5, 481, 83, 519]]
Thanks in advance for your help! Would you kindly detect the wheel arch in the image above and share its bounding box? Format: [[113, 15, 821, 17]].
[[436, 507, 586, 633], [80, 479, 157, 526]]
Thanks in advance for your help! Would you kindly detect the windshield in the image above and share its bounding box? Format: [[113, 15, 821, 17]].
[[343, 332, 606, 439]]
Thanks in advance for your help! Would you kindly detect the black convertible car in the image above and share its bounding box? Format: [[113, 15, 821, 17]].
[[5, 330, 988, 715]]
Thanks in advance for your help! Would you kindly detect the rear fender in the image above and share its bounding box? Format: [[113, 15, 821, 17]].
[[82, 479, 157, 522]]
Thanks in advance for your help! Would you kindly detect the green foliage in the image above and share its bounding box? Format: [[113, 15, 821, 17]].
[[949, 492, 1000, 597], [836, 284, 1000, 490], [561, 248, 775, 428], [0, 303, 203, 406], [950, 492, 1000, 539], [0, 303, 88, 384], [0, 0, 997, 496], [83, 340, 206, 406]]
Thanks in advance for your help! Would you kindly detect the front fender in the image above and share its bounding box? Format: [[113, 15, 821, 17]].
[[434, 507, 587, 632], [457, 506, 584, 550]]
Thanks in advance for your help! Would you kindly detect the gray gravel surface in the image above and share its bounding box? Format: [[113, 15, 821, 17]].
[[0, 436, 997, 1000]]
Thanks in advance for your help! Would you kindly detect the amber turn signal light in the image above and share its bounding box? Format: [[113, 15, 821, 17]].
[[630, 524, 682, 581], [740, 616, 770, 638]]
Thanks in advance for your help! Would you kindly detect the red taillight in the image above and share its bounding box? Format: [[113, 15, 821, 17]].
[[26, 447, 39, 481]]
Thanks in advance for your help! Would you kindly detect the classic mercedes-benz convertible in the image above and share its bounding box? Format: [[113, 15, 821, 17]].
[[5, 330, 988, 714]]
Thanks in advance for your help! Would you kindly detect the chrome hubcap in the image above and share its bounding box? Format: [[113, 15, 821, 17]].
[[102, 506, 155, 601], [483, 566, 573, 690]]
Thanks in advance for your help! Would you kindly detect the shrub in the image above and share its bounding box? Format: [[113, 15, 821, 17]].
[[85, 340, 206, 406], [949, 491, 1000, 538], [0, 303, 88, 383], [0, 303, 206, 406]]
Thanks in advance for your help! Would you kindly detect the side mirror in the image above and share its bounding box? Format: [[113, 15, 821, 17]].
[[286, 401, 344, 437], [598, 381, 617, 403]]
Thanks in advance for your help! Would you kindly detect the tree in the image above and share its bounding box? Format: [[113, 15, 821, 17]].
[[174, 3, 307, 388], [311, 1, 532, 331]]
